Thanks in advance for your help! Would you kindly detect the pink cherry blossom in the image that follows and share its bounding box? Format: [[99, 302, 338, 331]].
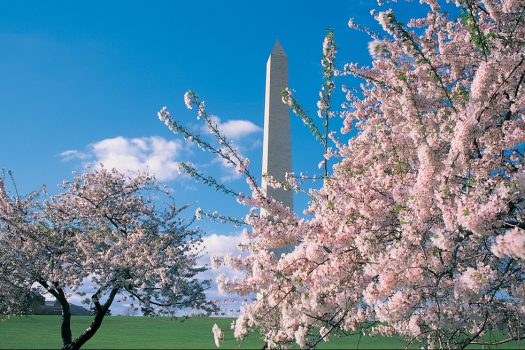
[[159, 1, 525, 348], [212, 323, 224, 347]]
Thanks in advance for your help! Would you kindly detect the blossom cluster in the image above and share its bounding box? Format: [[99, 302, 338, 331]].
[[159, 1, 525, 348]]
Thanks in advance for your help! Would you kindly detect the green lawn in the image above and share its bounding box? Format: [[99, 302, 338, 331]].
[[0, 315, 522, 349], [0, 316, 401, 349]]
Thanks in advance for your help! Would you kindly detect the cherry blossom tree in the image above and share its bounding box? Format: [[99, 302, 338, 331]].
[[158, 0, 525, 348], [0, 168, 216, 349]]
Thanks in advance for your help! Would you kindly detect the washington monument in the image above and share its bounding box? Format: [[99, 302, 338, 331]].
[[261, 41, 293, 212]]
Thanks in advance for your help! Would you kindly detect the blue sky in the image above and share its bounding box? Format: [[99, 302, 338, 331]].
[[0, 0, 422, 312], [0, 0, 385, 219]]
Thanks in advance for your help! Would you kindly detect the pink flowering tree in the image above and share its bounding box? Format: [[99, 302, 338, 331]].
[[158, 0, 525, 348], [0, 168, 216, 350]]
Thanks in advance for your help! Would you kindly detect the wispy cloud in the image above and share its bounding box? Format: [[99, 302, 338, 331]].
[[196, 116, 262, 183], [60, 136, 183, 181], [59, 149, 89, 161], [201, 116, 262, 140], [209, 155, 242, 183]]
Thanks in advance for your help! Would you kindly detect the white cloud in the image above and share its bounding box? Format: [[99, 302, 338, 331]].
[[209, 155, 242, 183], [200, 232, 248, 261], [194, 116, 262, 184], [219, 120, 262, 139], [201, 116, 262, 140], [59, 150, 88, 161], [60, 136, 183, 181]]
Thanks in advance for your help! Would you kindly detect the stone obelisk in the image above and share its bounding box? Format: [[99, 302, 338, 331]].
[[261, 41, 293, 213]]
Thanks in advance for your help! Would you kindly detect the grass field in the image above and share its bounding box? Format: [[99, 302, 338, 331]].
[[0, 315, 522, 349]]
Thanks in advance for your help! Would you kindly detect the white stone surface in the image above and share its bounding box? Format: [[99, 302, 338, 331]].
[[261, 41, 293, 213]]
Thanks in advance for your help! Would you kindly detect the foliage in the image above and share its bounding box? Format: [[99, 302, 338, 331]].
[[0, 168, 216, 349], [159, 0, 525, 348]]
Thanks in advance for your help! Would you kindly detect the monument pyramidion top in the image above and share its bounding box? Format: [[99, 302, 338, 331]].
[[270, 40, 287, 57]]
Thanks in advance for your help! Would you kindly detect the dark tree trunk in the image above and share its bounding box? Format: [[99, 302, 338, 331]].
[[56, 288, 73, 347], [62, 309, 105, 350], [61, 287, 119, 350]]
